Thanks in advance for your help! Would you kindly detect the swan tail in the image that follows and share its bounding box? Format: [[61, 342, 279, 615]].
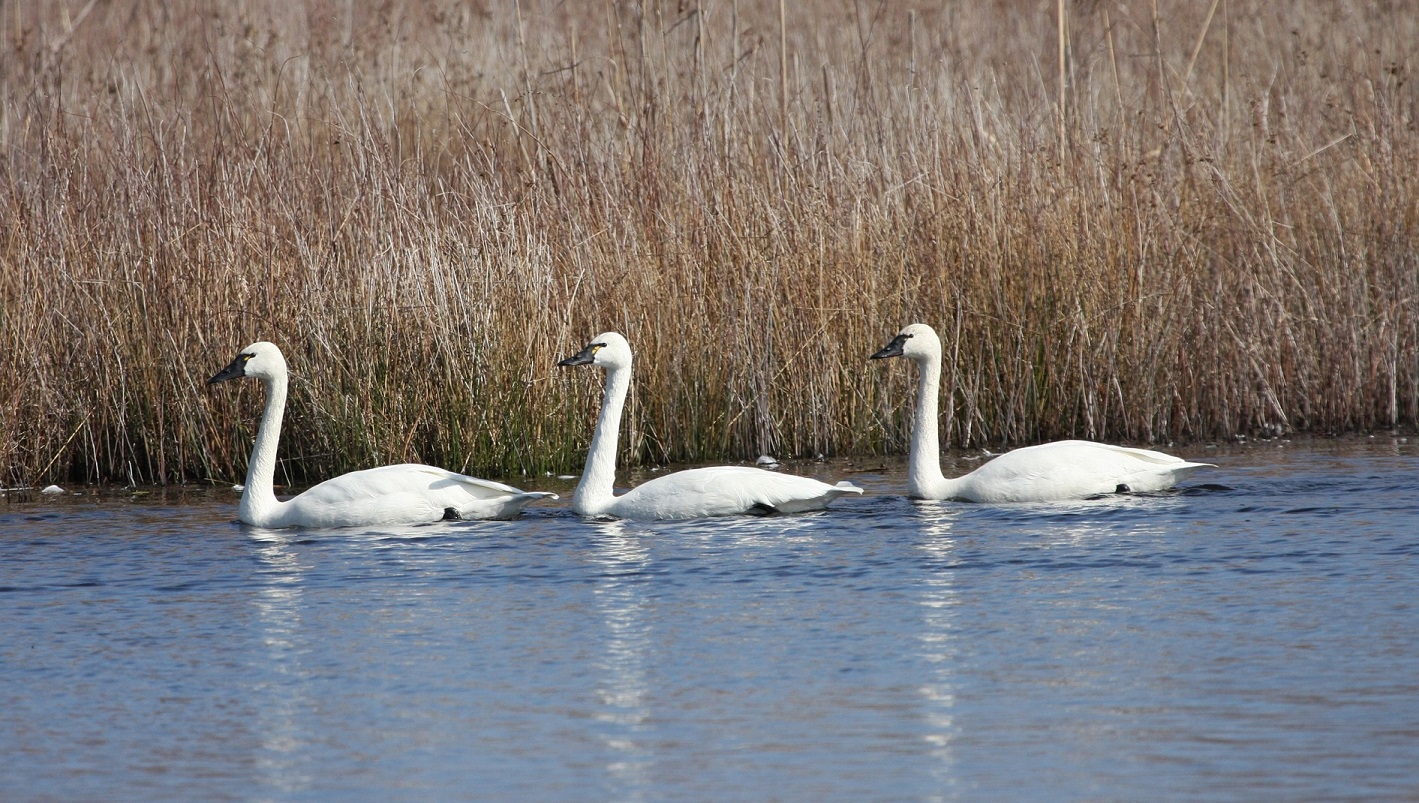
[[500, 491, 559, 515], [762, 480, 863, 514], [459, 491, 559, 521], [1170, 462, 1215, 479], [408, 465, 528, 497]]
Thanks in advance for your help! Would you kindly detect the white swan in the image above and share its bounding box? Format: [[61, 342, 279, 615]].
[[207, 341, 555, 528], [870, 323, 1212, 502], [557, 332, 863, 520]]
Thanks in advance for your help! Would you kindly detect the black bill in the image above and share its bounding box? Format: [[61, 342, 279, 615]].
[[869, 333, 910, 360], [557, 343, 602, 367], [207, 353, 251, 385]]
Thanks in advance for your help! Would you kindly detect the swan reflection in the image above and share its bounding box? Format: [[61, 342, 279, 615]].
[[250, 534, 313, 794], [590, 519, 654, 799], [913, 501, 961, 796], [992, 494, 1185, 547]]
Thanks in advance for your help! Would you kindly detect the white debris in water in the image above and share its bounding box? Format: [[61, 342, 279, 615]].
[[233, 484, 245, 491], [41, 485, 64, 495], [756, 454, 781, 469]]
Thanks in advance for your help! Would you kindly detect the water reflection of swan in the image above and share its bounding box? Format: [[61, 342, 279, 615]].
[[250, 535, 313, 794], [980, 494, 1185, 547], [913, 504, 960, 792], [590, 519, 654, 799], [679, 512, 831, 546]]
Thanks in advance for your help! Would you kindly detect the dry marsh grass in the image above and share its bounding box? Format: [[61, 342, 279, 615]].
[[2, 0, 1416, 487]]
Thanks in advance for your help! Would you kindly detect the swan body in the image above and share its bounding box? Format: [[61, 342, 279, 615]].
[[208, 342, 554, 528], [870, 324, 1212, 502], [558, 332, 863, 520]]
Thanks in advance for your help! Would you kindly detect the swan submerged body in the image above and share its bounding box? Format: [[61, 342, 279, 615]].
[[871, 323, 1212, 503], [558, 332, 863, 520], [208, 342, 554, 529]]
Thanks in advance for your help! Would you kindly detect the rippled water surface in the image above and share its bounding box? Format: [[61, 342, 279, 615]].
[[4, 438, 1419, 800]]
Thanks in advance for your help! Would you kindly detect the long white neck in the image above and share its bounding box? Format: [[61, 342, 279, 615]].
[[573, 362, 631, 516], [238, 371, 288, 525], [908, 350, 957, 499]]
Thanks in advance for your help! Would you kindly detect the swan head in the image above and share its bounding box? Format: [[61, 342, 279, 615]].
[[558, 331, 632, 371], [869, 323, 941, 362], [208, 341, 287, 385]]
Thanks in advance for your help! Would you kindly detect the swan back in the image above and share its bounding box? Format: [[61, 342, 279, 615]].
[[266, 465, 556, 527], [947, 440, 1213, 503], [609, 466, 862, 520]]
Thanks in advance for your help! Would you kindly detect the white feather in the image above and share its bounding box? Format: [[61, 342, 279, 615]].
[[209, 341, 554, 528], [872, 323, 1212, 502], [560, 332, 862, 520]]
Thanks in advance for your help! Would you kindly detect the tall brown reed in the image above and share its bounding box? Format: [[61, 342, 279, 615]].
[[1, 1, 1415, 487]]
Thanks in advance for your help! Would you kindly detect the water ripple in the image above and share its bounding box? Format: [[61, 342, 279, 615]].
[[2, 441, 1418, 799]]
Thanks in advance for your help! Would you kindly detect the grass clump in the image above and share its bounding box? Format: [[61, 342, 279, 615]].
[[1, 1, 1416, 487]]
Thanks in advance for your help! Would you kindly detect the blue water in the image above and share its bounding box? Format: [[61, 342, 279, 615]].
[[3, 438, 1418, 800]]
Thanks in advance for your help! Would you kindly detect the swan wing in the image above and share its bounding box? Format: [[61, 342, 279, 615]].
[[612, 466, 862, 520], [277, 464, 552, 527], [957, 440, 1211, 502]]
